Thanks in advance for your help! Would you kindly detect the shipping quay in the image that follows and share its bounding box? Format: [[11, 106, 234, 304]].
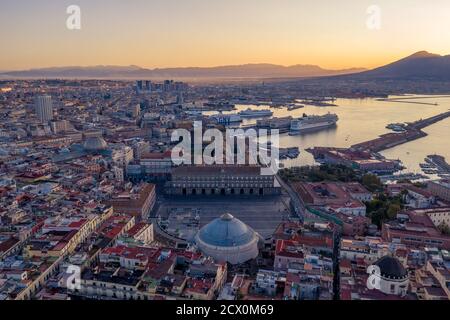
[[351, 110, 450, 153], [307, 111, 450, 173]]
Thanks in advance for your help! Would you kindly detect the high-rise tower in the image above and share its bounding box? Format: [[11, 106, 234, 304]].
[[35, 95, 54, 123]]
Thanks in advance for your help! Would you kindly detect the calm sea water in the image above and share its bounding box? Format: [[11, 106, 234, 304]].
[[207, 95, 450, 173]]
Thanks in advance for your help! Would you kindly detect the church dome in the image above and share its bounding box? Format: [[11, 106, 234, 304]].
[[195, 213, 260, 264], [83, 137, 108, 152], [374, 256, 408, 280]]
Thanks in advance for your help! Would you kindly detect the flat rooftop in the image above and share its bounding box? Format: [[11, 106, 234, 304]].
[[154, 195, 291, 240]]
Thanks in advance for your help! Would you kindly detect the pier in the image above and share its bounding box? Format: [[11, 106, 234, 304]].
[[378, 99, 438, 106], [351, 111, 450, 153], [377, 96, 450, 106]]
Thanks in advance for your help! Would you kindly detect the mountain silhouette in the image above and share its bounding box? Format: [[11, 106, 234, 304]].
[[0, 64, 365, 80], [344, 51, 450, 80]]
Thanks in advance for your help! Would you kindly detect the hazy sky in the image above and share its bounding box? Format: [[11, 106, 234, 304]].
[[1, 0, 449, 70]]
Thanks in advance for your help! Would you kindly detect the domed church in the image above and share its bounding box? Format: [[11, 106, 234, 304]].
[[194, 213, 261, 265], [83, 136, 109, 152], [373, 255, 409, 296], [52, 136, 111, 163]]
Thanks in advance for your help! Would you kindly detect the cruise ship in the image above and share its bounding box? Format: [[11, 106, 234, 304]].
[[238, 108, 273, 118], [289, 113, 338, 135]]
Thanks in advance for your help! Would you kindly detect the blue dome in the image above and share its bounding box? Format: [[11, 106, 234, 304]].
[[83, 137, 108, 152], [197, 213, 255, 247]]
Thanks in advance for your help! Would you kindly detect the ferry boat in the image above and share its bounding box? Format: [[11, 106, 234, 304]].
[[211, 113, 242, 124], [238, 109, 273, 118], [287, 104, 304, 111], [256, 116, 292, 132]]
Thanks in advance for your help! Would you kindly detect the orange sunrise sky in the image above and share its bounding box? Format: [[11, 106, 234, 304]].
[[1, 0, 449, 71]]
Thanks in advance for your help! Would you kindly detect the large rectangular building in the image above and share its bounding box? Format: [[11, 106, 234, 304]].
[[292, 182, 368, 216], [428, 180, 450, 202], [382, 209, 450, 250], [106, 183, 156, 220], [165, 165, 280, 196], [127, 151, 173, 182]]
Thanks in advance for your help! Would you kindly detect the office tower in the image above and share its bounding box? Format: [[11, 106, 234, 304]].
[[145, 81, 152, 92], [35, 95, 54, 123], [163, 80, 173, 92], [136, 80, 143, 93], [176, 92, 184, 105]]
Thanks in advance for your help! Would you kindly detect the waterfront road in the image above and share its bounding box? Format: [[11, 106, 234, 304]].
[[275, 174, 305, 222]]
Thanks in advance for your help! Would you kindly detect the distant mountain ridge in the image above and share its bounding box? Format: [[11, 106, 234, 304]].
[[0, 64, 365, 80], [341, 51, 450, 80], [2, 51, 449, 80]]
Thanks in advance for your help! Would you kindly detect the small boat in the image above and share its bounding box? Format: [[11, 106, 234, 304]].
[[287, 104, 304, 111]]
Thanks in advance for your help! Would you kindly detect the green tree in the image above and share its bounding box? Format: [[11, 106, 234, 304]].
[[362, 174, 382, 192], [368, 208, 386, 228], [387, 204, 401, 219], [365, 195, 404, 227]]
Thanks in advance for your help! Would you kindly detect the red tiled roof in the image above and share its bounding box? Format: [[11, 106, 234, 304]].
[[275, 239, 304, 259], [185, 279, 214, 294], [68, 219, 88, 228], [126, 222, 149, 237], [0, 238, 20, 252], [141, 151, 172, 160]]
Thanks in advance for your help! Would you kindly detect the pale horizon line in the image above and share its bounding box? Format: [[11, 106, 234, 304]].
[[1, 50, 447, 73]]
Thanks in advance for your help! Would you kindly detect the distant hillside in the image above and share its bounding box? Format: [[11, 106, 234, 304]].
[[0, 65, 143, 79], [3, 51, 450, 81], [343, 51, 450, 80], [0, 64, 365, 80]]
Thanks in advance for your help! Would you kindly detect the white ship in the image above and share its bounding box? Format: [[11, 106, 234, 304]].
[[211, 113, 242, 124], [238, 108, 273, 118], [185, 110, 203, 116], [289, 113, 338, 135]]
